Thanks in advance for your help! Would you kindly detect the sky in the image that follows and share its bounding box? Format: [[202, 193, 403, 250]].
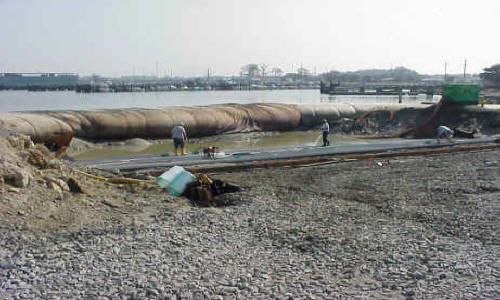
[[0, 0, 499, 77]]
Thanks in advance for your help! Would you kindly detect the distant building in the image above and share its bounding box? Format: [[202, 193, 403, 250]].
[[0, 73, 79, 88]]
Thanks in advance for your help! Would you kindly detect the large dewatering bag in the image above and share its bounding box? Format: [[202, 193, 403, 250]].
[[0, 103, 423, 142], [0, 103, 301, 141]]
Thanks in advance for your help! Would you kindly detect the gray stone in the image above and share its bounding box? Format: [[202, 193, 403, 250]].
[[2, 162, 31, 187], [412, 271, 425, 280], [7, 187, 21, 193]]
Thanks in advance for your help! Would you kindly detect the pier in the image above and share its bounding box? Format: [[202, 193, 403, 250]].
[[0, 73, 79, 91], [320, 81, 443, 96]]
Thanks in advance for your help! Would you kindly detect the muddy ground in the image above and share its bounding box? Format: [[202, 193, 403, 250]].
[[0, 131, 499, 298]]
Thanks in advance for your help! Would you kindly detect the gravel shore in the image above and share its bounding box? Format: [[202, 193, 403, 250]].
[[1, 149, 499, 299]]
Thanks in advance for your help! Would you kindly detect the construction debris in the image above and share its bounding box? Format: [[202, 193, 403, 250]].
[[44, 176, 70, 192], [26, 148, 51, 169], [184, 174, 241, 207], [453, 128, 477, 138], [67, 177, 84, 193]]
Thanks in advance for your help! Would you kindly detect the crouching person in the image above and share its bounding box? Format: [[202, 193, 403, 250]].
[[436, 125, 454, 143]]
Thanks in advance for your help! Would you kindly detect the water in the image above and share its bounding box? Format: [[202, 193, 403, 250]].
[[0, 89, 320, 112], [73, 131, 362, 160], [0, 89, 438, 112]]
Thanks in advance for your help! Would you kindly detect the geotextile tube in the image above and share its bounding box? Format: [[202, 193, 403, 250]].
[[0, 103, 300, 142], [0, 112, 74, 143], [0, 103, 430, 143]]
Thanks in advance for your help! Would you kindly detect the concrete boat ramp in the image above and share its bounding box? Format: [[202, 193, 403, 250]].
[[77, 136, 500, 172]]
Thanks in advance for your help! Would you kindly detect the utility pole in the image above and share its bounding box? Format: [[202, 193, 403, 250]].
[[463, 59, 467, 79], [207, 68, 210, 88], [444, 62, 447, 80]]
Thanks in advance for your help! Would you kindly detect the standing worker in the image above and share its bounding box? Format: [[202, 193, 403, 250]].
[[321, 119, 330, 147], [172, 122, 187, 155], [436, 125, 454, 143]]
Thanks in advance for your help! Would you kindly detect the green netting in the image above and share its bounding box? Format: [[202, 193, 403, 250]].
[[442, 84, 480, 104]]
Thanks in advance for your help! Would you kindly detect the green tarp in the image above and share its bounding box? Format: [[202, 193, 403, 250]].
[[442, 84, 480, 104]]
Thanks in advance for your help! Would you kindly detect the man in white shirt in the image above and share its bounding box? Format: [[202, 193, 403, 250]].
[[172, 123, 187, 155], [321, 119, 330, 147]]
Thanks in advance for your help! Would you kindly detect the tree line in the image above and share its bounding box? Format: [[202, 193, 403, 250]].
[[239, 63, 500, 87], [480, 64, 500, 88]]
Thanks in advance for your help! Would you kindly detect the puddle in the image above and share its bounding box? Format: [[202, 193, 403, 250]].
[[72, 131, 362, 160]]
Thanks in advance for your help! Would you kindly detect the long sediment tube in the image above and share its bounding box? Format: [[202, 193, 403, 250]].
[[0, 103, 428, 143]]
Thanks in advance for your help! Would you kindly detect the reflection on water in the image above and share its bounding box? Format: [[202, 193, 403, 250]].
[[73, 130, 362, 160]]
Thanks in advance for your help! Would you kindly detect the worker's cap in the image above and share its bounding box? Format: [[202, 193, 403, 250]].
[[322, 119, 327, 122], [177, 122, 184, 126]]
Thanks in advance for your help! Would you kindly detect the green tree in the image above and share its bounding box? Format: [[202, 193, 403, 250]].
[[323, 70, 341, 82], [391, 66, 420, 82], [297, 67, 311, 76], [480, 64, 500, 87], [260, 64, 268, 77], [241, 64, 260, 78], [271, 67, 284, 77]]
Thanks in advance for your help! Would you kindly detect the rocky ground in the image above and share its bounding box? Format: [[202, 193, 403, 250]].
[[0, 132, 499, 299]]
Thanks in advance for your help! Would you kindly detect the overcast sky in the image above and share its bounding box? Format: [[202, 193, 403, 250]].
[[0, 0, 498, 77]]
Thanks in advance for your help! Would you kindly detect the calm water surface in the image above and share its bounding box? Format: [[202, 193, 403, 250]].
[[73, 131, 363, 160], [0, 89, 437, 112]]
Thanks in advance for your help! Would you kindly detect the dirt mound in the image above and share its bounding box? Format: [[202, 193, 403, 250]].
[[329, 104, 500, 138], [0, 132, 187, 232], [66, 137, 96, 154]]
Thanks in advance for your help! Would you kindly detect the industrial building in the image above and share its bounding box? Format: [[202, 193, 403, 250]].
[[0, 73, 79, 90]]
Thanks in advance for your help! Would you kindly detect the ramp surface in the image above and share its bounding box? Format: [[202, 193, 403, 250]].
[[77, 136, 499, 172]]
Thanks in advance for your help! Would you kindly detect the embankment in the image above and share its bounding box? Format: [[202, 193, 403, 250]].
[[0, 103, 498, 143]]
